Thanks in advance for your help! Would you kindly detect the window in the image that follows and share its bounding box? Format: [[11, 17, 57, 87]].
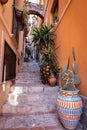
[[51, 0, 58, 24]]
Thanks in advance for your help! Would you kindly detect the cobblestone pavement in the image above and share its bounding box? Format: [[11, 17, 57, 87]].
[[0, 61, 82, 130]]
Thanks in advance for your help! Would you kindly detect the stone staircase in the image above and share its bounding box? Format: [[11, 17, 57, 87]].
[[0, 61, 65, 130]]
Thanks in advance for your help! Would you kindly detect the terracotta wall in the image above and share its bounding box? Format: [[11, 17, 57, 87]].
[[44, 0, 69, 25], [37, 17, 43, 27], [39, 0, 43, 5], [0, 0, 17, 82], [0, 0, 24, 82], [58, 0, 69, 18], [44, 0, 87, 96], [18, 0, 24, 9], [0, 0, 13, 32], [16, 0, 24, 56], [44, 0, 54, 24]]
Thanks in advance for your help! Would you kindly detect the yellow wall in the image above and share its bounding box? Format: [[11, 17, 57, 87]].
[[44, 0, 87, 96]]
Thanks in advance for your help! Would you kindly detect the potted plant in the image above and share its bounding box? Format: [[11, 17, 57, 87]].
[[56, 57, 83, 130], [32, 24, 55, 52], [32, 24, 58, 85], [40, 49, 57, 85], [23, 7, 29, 26], [15, 7, 29, 30]]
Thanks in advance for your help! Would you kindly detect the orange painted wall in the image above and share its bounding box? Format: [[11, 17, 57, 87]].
[[44, 0, 87, 96], [1, 0, 13, 32], [58, 0, 69, 18], [55, 0, 87, 96], [37, 17, 43, 27], [0, 0, 24, 82], [18, 0, 24, 9], [44, 0, 69, 24], [39, 0, 43, 5], [44, 0, 54, 25], [0, 0, 17, 82]]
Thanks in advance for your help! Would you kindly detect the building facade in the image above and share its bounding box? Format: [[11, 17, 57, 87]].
[[0, 0, 24, 83]]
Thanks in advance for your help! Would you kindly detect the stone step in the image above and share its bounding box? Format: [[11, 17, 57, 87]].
[[15, 81, 41, 84], [0, 61, 65, 130], [0, 113, 64, 130], [2, 102, 57, 114], [10, 86, 58, 93], [13, 83, 45, 87], [15, 79, 41, 82], [7, 93, 57, 105], [16, 77, 40, 80], [16, 74, 40, 77], [16, 77, 40, 79], [10, 86, 44, 93]]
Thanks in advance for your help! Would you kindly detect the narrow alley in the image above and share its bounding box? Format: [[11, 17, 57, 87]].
[[0, 60, 64, 130], [0, 0, 87, 129]]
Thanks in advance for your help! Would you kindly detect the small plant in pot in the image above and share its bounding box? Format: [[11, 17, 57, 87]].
[[41, 50, 57, 86], [39, 50, 50, 84], [57, 57, 83, 130]]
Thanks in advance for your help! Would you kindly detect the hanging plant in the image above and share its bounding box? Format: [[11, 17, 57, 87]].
[[23, 7, 29, 25], [15, 8, 23, 26], [15, 6, 29, 27]]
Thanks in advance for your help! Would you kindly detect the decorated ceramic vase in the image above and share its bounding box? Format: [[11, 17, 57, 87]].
[[57, 88, 83, 130]]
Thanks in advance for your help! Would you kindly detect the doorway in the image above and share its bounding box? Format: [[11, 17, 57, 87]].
[[2, 42, 16, 81]]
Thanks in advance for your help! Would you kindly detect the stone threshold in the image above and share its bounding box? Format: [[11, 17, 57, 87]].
[[0, 110, 57, 117], [1, 126, 60, 130]]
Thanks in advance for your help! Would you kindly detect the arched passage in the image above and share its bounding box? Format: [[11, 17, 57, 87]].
[[24, 1, 44, 19]]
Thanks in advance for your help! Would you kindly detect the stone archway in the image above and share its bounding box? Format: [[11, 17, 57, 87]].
[[24, 1, 44, 19]]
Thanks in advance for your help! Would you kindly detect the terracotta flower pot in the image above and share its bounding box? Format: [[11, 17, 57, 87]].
[[49, 72, 56, 86], [0, 0, 8, 4]]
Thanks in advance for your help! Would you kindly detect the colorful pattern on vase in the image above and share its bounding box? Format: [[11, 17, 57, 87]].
[[57, 89, 83, 130]]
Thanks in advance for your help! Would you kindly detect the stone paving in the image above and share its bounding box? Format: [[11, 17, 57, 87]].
[[0, 61, 82, 130]]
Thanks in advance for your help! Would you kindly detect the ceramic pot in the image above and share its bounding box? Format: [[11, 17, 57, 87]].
[[49, 72, 56, 86], [0, 0, 8, 4], [57, 88, 83, 129], [40, 64, 51, 84]]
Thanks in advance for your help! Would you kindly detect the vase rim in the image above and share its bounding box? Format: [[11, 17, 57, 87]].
[[59, 88, 79, 93]]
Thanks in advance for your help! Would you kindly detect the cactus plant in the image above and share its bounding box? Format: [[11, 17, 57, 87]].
[[61, 57, 76, 91]]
